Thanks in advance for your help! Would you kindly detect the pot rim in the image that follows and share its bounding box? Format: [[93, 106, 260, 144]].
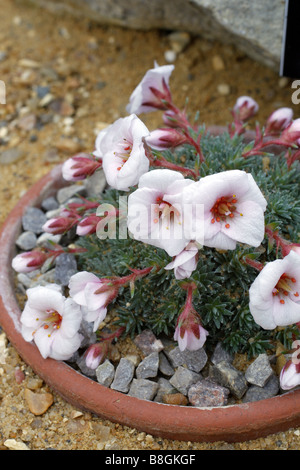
[[1, 151, 300, 444]]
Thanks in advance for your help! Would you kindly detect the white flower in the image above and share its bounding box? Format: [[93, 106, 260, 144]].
[[126, 61, 174, 115], [249, 251, 300, 330], [93, 114, 150, 191], [127, 169, 194, 257], [69, 272, 116, 331], [165, 242, 199, 279], [182, 170, 267, 250], [20, 285, 83, 361]]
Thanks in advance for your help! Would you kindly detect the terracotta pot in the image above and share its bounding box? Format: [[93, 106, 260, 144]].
[[1, 146, 300, 444]]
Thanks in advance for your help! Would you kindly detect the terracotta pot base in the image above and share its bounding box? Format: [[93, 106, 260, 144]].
[[1, 164, 300, 444]]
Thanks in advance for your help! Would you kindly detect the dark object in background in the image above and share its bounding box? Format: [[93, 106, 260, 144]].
[[280, 0, 300, 78]]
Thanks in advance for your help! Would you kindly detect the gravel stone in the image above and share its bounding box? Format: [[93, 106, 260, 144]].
[[134, 330, 164, 356], [209, 361, 248, 399], [22, 207, 47, 234], [54, 253, 77, 286], [158, 352, 175, 377], [96, 360, 115, 387], [188, 379, 230, 407], [136, 352, 159, 379], [245, 354, 274, 387], [211, 341, 234, 365], [56, 184, 86, 204], [242, 374, 280, 403], [41, 196, 59, 211], [128, 379, 159, 401], [0, 148, 23, 164], [169, 366, 201, 395], [15, 230, 37, 250], [164, 346, 207, 373], [154, 377, 177, 403], [110, 358, 135, 393]]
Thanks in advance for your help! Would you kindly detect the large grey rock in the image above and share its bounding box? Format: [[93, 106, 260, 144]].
[[27, 0, 284, 70], [209, 361, 248, 399]]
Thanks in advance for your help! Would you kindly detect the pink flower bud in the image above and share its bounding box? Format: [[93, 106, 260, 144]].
[[42, 215, 78, 234], [279, 118, 300, 146], [265, 107, 293, 135], [76, 215, 101, 236], [233, 96, 259, 121], [85, 343, 107, 369], [146, 128, 188, 151], [280, 360, 300, 390], [12, 251, 48, 273], [62, 153, 102, 181]]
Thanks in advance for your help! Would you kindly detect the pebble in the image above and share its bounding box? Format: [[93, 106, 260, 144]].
[[22, 207, 47, 234], [209, 361, 248, 399], [211, 341, 234, 365], [56, 183, 86, 204], [136, 352, 159, 379], [167, 31, 191, 53], [96, 359, 115, 387], [164, 50, 177, 63], [162, 393, 188, 406], [24, 388, 54, 415], [54, 253, 77, 286], [154, 377, 176, 403], [242, 375, 280, 403], [4, 439, 30, 450], [169, 366, 201, 395], [110, 358, 135, 393], [41, 196, 59, 212], [134, 329, 164, 356], [158, 352, 175, 377], [245, 354, 274, 387], [15, 231, 37, 250], [84, 170, 107, 197], [164, 345, 207, 373], [217, 83, 231, 96], [212, 55, 225, 71], [0, 147, 24, 165], [188, 379, 230, 407], [128, 378, 159, 401]]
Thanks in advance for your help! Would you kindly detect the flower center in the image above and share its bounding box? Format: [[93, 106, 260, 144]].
[[114, 138, 133, 171], [153, 196, 181, 229], [35, 309, 63, 337], [210, 194, 243, 229], [272, 273, 299, 304]]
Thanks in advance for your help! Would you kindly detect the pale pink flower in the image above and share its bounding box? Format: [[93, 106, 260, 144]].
[[126, 61, 174, 114], [20, 285, 82, 360], [182, 170, 267, 250], [146, 128, 187, 150], [249, 251, 300, 330], [165, 242, 199, 279], [68, 272, 117, 331], [233, 96, 259, 121], [174, 322, 208, 352], [94, 114, 150, 191], [12, 251, 47, 273], [265, 107, 293, 135], [280, 360, 300, 390], [127, 169, 194, 257], [62, 153, 102, 181]]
